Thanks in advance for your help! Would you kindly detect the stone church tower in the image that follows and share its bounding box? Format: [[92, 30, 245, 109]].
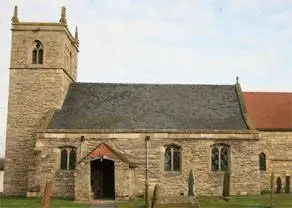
[[4, 6, 79, 195]]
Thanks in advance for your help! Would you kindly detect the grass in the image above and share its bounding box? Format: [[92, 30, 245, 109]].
[[0, 194, 291, 208], [198, 194, 292, 208], [117, 194, 292, 208], [0, 196, 90, 208]]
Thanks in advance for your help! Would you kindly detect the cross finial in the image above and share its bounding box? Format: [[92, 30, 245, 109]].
[[59, 6, 67, 25], [236, 76, 239, 84], [75, 26, 79, 46], [11, 6, 19, 24]]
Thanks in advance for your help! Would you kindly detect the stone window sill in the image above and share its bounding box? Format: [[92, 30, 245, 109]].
[[163, 171, 182, 176], [56, 170, 75, 175], [209, 171, 229, 176], [29, 64, 44, 68]]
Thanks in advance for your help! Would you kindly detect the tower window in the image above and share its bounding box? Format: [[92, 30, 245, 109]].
[[32, 40, 44, 64]]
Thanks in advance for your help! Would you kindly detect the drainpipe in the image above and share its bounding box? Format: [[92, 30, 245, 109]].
[[80, 136, 85, 159], [145, 135, 150, 208]]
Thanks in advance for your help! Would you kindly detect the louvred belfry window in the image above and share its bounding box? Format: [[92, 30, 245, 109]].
[[32, 40, 44, 64]]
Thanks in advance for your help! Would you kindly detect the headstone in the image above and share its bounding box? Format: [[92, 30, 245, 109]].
[[43, 181, 53, 208], [222, 172, 230, 198], [188, 169, 194, 196], [269, 173, 274, 207], [276, 177, 282, 193], [285, 176, 290, 193], [151, 184, 160, 208]]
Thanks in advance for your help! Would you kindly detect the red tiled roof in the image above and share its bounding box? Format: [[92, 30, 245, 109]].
[[243, 92, 292, 130], [89, 143, 114, 159]]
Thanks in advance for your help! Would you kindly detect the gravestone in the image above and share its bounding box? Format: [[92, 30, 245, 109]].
[[151, 184, 160, 208], [222, 171, 230, 198], [285, 176, 290, 193], [188, 169, 194, 196], [43, 181, 53, 208], [276, 177, 281, 193]]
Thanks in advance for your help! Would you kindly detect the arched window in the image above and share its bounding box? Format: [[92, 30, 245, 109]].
[[211, 144, 229, 172], [211, 147, 219, 171], [32, 40, 44, 64], [164, 145, 181, 172], [60, 147, 76, 170], [69, 149, 76, 170], [60, 149, 68, 170], [259, 152, 266, 171]]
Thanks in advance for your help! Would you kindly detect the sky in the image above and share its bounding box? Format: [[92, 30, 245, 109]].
[[0, 0, 292, 156]]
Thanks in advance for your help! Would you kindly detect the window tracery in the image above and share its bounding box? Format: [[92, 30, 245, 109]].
[[164, 144, 181, 172], [60, 147, 76, 170], [211, 144, 229, 172], [32, 40, 44, 64]]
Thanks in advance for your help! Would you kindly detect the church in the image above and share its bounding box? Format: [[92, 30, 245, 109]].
[[4, 6, 292, 201]]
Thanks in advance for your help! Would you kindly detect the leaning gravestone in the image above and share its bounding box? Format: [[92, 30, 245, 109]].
[[42, 181, 53, 208], [151, 184, 160, 208]]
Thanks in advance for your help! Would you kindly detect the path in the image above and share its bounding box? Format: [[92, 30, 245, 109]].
[[89, 200, 117, 208], [94, 204, 117, 208]]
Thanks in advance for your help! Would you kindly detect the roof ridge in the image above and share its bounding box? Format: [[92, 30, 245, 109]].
[[244, 91, 292, 94], [73, 82, 234, 87]]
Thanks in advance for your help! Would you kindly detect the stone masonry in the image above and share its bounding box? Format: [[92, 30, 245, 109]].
[[4, 6, 291, 200], [32, 131, 260, 199], [4, 7, 78, 195], [258, 132, 292, 193]]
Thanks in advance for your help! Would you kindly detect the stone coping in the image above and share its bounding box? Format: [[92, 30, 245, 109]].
[[41, 129, 259, 134], [235, 83, 255, 130], [11, 21, 79, 50]]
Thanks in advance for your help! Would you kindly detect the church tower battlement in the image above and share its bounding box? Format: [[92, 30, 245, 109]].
[[4, 6, 79, 195]]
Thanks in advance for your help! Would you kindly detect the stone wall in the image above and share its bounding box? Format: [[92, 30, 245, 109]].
[[258, 132, 292, 193], [4, 22, 77, 195], [54, 171, 75, 197], [0, 171, 3, 193], [34, 131, 260, 199]]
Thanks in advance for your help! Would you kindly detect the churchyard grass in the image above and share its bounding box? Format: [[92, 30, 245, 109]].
[[0, 196, 89, 208], [0, 194, 291, 207], [117, 194, 292, 208]]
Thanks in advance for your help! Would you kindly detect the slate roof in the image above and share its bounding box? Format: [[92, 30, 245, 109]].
[[244, 92, 292, 130], [48, 83, 249, 130]]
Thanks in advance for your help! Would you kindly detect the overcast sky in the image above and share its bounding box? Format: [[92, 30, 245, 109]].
[[0, 0, 291, 156]]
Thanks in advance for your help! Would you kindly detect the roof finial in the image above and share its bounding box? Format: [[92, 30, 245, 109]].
[[59, 6, 67, 25], [11, 6, 19, 24], [75, 26, 79, 46], [236, 76, 239, 84]]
